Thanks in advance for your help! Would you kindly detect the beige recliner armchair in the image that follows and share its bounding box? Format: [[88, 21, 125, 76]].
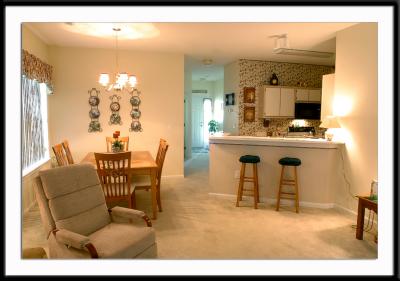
[[34, 163, 157, 258]]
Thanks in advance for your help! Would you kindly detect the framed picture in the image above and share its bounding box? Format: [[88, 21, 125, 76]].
[[244, 106, 255, 122], [225, 93, 235, 106], [243, 87, 256, 103]]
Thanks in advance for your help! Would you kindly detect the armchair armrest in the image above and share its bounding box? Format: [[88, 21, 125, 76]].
[[108, 206, 152, 227], [53, 229, 98, 258]]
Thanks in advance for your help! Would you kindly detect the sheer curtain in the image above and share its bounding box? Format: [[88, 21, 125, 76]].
[[22, 76, 46, 171]]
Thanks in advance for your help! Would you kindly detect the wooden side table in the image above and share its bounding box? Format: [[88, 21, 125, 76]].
[[356, 196, 378, 240]]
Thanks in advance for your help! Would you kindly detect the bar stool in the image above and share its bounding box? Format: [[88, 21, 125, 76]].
[[276, 157, 301, 213], [236, 155, 260, 209]]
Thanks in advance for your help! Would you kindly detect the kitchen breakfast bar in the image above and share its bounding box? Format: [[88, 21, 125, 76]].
[[209, 135, 345, 208]]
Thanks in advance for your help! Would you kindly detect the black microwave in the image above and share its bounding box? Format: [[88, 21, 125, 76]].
[[294, 102, 321, 120]]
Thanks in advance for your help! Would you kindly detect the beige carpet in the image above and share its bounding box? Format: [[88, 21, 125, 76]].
[[22, 152, 377, 259]]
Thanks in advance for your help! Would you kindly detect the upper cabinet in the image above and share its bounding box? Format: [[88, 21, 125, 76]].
[[258, 86, 295, 118], [295, 88, 322, 102], [259, 86, 322, 118]]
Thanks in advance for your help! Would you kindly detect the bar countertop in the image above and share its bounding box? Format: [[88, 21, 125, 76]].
[[209, 135, 344, 149]]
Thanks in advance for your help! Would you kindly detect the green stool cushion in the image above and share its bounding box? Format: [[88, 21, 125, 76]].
[[279, 157, 301, 166], [239, 155, 260, 163]]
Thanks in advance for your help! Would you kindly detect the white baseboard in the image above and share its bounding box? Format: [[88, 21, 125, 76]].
[[333, 203, 358, 216], [161, 175, 184, 179], [208, 193, 335, 209]]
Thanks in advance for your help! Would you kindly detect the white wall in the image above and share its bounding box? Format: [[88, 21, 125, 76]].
[[332, 23, 378, 211], [22, 25, 50, 64], [48, 46, 185, 177], [223, 61, 239, 135]]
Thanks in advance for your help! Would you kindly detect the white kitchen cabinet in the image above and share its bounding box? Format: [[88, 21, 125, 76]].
[[295, 88, 322, 102], [279, 88, 295, 117], [263, 87, 280, 117], [295, 89, 309, 102], [258, 86, 294, 118], [308, 89, 322, 102]]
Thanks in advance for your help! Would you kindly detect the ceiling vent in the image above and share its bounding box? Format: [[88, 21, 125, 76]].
[[270, 34, 334, 58]]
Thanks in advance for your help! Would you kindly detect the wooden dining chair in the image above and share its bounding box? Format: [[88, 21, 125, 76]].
[[106, 136, 129, 152], [61, 140, 74, 164], [132, 139, 169, 212], [94, 151, 134, 208], [52, 143, 68, 166]]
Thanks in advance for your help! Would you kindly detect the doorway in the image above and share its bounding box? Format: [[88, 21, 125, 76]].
[[192, 96, 212, 153]]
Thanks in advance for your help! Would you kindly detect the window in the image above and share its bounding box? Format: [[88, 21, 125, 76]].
[[22, 76, 49, 176]]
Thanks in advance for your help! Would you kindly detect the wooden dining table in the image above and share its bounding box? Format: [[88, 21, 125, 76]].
[[81, 151, 159, 220]]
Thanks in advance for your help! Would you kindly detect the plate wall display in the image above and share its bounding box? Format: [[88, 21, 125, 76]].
[[87, 88, 102, 133], [129, 88, 143, 132], [109, 94, 122, 125]]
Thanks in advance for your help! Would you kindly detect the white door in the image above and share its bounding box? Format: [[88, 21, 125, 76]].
[[264, 87, 280, 117], [280, 88, 295, 117], [192, 96, 204, 147]]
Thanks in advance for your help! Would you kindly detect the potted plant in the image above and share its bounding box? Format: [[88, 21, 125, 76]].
[[111, 139, 124, 152], [208, 120, 218, 135]]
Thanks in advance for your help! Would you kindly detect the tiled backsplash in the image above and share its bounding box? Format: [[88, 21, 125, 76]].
[[238, 59, 334, 136]]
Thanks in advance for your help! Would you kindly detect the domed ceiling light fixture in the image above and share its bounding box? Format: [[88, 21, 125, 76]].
[[270, 33, 334, 58]]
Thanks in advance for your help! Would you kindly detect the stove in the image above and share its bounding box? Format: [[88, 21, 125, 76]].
[[286, 126, 316, 138]]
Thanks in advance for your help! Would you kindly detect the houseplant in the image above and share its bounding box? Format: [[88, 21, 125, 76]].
[[208, 120, 218, 135], [111, 139, 124, 152]]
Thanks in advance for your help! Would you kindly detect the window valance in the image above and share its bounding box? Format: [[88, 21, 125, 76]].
[[22, 49, 53, 87]]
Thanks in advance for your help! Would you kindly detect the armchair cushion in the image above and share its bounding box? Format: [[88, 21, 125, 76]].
[[55, 229, 90, 250], [89, 223, 156, 258], [39, 164, 110, 236]]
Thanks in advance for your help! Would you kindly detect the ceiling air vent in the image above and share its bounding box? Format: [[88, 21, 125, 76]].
[[270, 34, 334, 58]]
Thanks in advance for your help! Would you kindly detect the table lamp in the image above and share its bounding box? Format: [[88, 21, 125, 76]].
[[320, 115, 341, 141]]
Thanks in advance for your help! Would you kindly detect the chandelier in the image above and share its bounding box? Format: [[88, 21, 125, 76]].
[[98, 27, 137, 91]]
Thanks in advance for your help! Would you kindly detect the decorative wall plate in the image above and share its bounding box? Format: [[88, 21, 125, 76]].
[[110, 101, 121, 112], [130, 108, 141, 119], [89, 96, 100, 106], [130, 120, 142, 132], [130, 96, 141, 106], [89, 108, 100, 119], [109, 112, 122, 125], [89, 120, 102, 132]]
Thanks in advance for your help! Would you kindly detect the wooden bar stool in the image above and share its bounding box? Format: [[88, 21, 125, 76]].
[[236, 155, 260, 209], [276, 157, 301, 213]]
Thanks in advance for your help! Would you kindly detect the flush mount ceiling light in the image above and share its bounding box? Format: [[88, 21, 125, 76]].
[[63, 22, 159, 39], [270, 34, 334, 58], [202, 58, 213, 66]]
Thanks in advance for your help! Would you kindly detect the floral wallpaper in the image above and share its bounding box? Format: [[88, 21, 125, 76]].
[[238, 59, 334, 136]]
